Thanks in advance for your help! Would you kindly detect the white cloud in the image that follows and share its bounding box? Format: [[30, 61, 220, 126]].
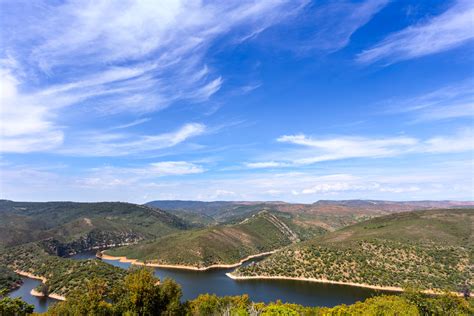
[[245, 129, 474, 168], [76, 161, 205, 189], [0, 0, 306, 154], [423, 128, 474, 153], [149, 161, 205, 176], [110, 118, 151, 130], [59, 123, 206, 156], [245, 161, 289, 169], [0, 66, 64, 152], [277, 134, 418, 163], [2, 159, 472, 203], [306, 0, 388, 52], [415, 102, 474, 121], [383, 80, 474, 122], [357, 0, 474, 64]]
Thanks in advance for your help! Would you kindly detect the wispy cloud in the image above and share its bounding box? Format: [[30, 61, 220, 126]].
[[77, 161, 205, 188], [110, 118, 151, 130], [277, 134, 418, 164], [267, 0, 388, 54], [59, 123, 206, 157], [357, 0, 474, 64], [245, 161, 290, 169], [2, 157, 472, 202], [306, 0, 388, 52], [382, 80, 474, 122], [0, 0, 306, 154], [246, 129, 474, 168]]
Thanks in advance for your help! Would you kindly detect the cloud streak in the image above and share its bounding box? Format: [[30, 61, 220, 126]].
[[59, 123, 206, 157], [245, 129, 474, 168], [357, 0, 474, 64], [382, 80, 474, 122], [0, 0, 306, 154]]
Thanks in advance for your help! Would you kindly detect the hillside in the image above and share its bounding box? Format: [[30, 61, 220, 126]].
[[0, 265, 22, 291], [232, 209, 473, 291], [146, 199, 474, 230], [0, 243, 126, 297], [105, 211, 325, 267], [0, 200, 188, 255]]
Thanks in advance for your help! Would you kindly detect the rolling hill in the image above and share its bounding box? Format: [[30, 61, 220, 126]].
[[104, 210, 325, 268], [232, 209, 474, 292], [146, 199, 474, 230], [0, 200, 188, 256]]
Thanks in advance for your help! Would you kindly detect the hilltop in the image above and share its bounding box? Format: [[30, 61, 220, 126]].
[[104, 211, 324, 268], [232, 209, 473, 292], [0, 200, 188, 255], [146, 199, 474, 230]]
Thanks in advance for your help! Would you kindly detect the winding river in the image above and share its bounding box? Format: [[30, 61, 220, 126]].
[[10, 251, 390, 312]]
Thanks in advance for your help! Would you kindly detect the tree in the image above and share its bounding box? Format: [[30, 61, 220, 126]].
[[112, 267, 160, 315], [0, 289, 34, 316], [158, 278, 183, 315], [45, 278, 113, 315]]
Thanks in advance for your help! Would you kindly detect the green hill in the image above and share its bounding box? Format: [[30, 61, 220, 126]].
[[0, 200, 189, 256], [146, 199, 474, 229], [233, 209, 473, 291], [105, 211, 325, 267], [0, 243, 126, 297]]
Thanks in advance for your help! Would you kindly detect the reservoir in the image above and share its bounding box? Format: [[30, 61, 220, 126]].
[[11, 251, 390, 312]]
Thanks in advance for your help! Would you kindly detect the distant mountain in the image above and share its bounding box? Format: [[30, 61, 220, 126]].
[[0, 200, 189, 255], [233, 208, 473, 291], [145, 199, 474, 230], [145, 200, 262, 218], [313, 199, 474, 208], [105, 210, 325, 267]]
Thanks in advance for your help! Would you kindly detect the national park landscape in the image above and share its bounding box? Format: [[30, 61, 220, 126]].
[[1, 0, 474, 315]]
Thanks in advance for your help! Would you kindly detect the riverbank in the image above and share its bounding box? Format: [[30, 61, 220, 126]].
[[30, 288, 66, 301], [99, 250, 277, 271], [15, 270, 66, 301], [225, 274, 462, 296]]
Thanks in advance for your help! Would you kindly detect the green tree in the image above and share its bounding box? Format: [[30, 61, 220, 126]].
[[0, 290, 34, 316], [46, 278, 112, 316], [112, 267, 161, 315]]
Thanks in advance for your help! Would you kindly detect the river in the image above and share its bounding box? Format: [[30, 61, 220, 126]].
[[11, 251, 390, 312]]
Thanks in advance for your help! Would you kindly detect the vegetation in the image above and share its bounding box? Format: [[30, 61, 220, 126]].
[[146, 199, 473, 230], [28, 268, 474, 315], [0, 243, 126, 297], [106, 211, 324, 267], [233, 209, 473, 291], [0, 289, 34, 316], [0, 200, 189, 256], [0, 265, 22, 291]]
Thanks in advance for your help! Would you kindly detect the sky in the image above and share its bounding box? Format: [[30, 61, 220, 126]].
[[0, 0, 473, 203]]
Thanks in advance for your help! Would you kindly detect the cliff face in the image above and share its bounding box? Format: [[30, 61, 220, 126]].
[[39, 231, 143, 257]]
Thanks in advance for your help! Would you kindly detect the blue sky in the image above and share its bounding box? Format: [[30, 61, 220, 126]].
[[0, 0, 473, 203]]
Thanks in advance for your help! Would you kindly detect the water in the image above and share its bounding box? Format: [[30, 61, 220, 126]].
[[7, 277, 58, 313], [11, 251, 390, 312]]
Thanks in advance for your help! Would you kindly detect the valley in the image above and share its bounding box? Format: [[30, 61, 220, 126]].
[[0, 199, 473, 314]]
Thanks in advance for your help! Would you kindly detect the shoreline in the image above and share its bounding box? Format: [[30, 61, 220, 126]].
[[15, 270, 66, 301], [225, 274, 462, 296], [99, 250, 277, 271], [30, 289, 66, 301]]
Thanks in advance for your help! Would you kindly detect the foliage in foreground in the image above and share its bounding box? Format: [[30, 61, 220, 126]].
[[0, 289, 34, 316], [2, 268, 465, 316]]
